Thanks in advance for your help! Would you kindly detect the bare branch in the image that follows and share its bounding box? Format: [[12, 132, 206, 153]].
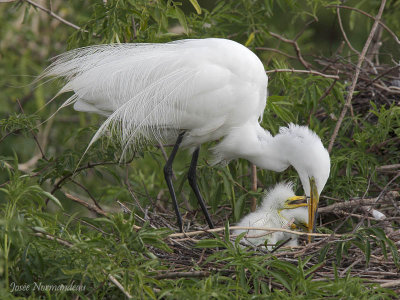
[[24, 0, 84, 31], [108, 274, 133, 299], [65, 193, 108, 217], [266, 68, 339, 79], [328, 4, 400, 45], [168, 226, 342, 239], [255, 47, 297, 60], [328, 0, 387, 153], [268, 31, 312, 69], [336, 7, 359, 55]]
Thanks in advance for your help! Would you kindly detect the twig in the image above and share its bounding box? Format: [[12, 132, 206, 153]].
[[308, 76, 338, 123], [336, 7, 359, 55], [328, 5, 400, 45], [328, 0, 387, 153], [169, 226, 341, 239], [131, 16, 137, 40], [380, 279, 400, 288], [154, 271, 210, 280], [65, 193, 109, 217], [369, 64, 400, 84], [318, 198, 378, 214], [124, 168, 145, 214], [107, 274, 133, 299], [266, 68, 339, 79], [24, 0, 85, 31], [374, 172, 400, 204], [50, 160, 126, 195], [65, 192, 141, 230], [70, 179, 103, 211], [32, 230, 74, 248], [268, 31, 312, 69], [376, 164, 400, 172], [16, 99, 47, 160], [255, 47, 297, 60]]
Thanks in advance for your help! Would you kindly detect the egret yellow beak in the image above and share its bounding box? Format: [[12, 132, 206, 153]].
[[308, 177, 319, 242]]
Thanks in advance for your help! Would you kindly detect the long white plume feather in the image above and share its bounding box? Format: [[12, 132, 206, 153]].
[[40, 41, 211, 155]]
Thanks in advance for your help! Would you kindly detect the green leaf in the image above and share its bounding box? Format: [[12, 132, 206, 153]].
[[189, 0, 202, 14], [41, 191, 63, 210], [245, 32, 255, 46], [175, 7, 188, 33], [268, 270, 291, 291]]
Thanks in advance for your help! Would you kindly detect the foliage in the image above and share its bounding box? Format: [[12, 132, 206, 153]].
[[1, 0, 399, 298]]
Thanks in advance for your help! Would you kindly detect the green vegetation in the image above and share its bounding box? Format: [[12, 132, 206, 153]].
[[1, 0, 399, 298]]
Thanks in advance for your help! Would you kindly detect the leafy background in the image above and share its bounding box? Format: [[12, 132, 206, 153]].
[[1, 0, 399, 298]]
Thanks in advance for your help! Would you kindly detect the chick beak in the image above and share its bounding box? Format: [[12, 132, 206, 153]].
[[284, 196, 308, 209], [308, 177, 319, 242]]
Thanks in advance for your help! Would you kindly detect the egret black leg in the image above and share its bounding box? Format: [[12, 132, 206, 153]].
[[188, 147, 215, 229], [163, 132, 185, 232]]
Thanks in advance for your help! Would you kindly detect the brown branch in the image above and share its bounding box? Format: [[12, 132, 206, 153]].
[[169, 226, 341, 239], [24, 0, 84, 31], [369, 64, 400, 84], [376, 164, 400, 172], [335, 6, 378, 75], [318, 191, 398, 214], [328, 0, 387, 153], [32, 230, 74, 248], [50, 160, 127, 196], [268, 31, 312, 69], [308, 76, 338, 124], [64, 192, 141, 230], [154, 271, 210, 280], [380, 279, 400, 288], [328, 5, 400, 45], [255, 47, 297, 60], [70, 179, 103, 211], [266, 68, 339, 79], [65, 193, 109, 217], [16, 98, 47, 160], [107, 274, 133, 299], [336, 7, 359, 55]]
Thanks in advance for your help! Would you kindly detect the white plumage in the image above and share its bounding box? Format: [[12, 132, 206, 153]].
[[40, 38, 330, 230], [233, 182, 308, 249], [42, 38, 267, 154]]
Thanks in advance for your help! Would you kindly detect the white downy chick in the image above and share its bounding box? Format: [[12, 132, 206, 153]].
[[233, 182, 307, 250]]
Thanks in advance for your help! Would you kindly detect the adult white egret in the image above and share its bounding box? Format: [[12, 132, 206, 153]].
[[40, 38, 330, 232], [233, 182, 308, 249]]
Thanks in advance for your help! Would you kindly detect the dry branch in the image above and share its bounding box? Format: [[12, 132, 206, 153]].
[[328, 0, 387, 152], [268, 31, 312, 69], [24, 0, 84, 31], [266, 68, 339, 79], [328, 5, 400, 45], [168, 226, 341, 239], [65, 193, 109, 217]]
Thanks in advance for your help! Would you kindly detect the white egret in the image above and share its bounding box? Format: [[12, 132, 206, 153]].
[[40, 38, 330, 232], [233, 182, 308, 249]]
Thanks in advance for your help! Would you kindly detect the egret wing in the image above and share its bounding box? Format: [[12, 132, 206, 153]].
[[41, 40, 234, 151]]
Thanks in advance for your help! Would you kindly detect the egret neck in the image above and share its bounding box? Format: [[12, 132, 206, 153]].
[[212, 120, 330, 198]]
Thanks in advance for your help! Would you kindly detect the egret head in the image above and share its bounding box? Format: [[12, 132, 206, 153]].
[[274, 124, 330, 238]]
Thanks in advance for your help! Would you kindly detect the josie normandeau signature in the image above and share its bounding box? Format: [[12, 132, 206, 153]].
[[10, 281, 86, 293]]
